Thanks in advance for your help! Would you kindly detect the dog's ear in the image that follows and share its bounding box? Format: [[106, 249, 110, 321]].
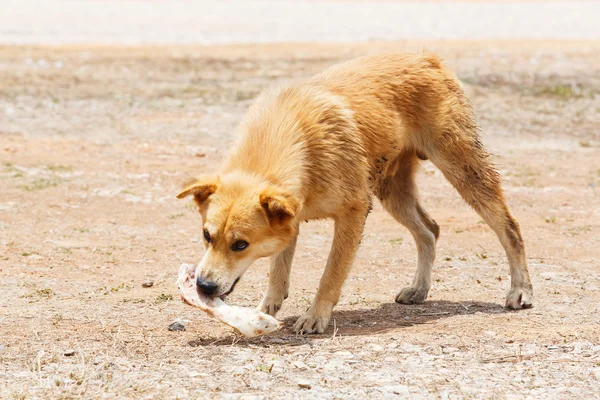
[[259, 187, 301, 224], [176, 176, 219, 205]]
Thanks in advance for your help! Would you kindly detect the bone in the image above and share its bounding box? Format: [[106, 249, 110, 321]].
[[177, 263, 283, 337]]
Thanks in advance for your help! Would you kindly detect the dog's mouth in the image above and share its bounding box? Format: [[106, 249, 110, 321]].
[[219, 277, 240, 300]]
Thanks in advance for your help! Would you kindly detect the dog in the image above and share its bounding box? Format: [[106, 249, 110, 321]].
[[177, 53, 533, 334]]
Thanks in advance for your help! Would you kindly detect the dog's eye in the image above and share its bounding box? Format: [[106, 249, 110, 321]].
[[231, 240, 248, 252], [203, 229, 211, 243]]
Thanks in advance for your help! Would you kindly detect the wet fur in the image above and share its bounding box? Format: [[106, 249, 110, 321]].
[[178, 53, 534, 334]]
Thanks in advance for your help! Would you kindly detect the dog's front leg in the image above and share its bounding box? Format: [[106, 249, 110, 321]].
[[258, 231, 298, 316], [294, 208, 367, 334]]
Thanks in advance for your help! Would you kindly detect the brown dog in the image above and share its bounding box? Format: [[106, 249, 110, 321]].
[[177, 53, 533, 334]]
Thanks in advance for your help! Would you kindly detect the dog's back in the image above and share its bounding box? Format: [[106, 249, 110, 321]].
[[228, 53, 481, 209]]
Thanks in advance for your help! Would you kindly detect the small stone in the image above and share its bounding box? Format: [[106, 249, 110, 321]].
[[231, 365, 250, 375], [324, 359, 345, 371], [442, 346, 459, 354], [380, 385, 410, 396], [92, 356, 103, 365], [333, 351, 354, 359], [297, 379, 312, 389], [168, 320, 186, 332], [64, 349, 75, 356], [400, 343, 422, 353], [142, 281, 154, 288], [293, 361, 308, 370]]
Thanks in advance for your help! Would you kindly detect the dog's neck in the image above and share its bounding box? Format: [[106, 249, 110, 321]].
[[223, 110, 307, 202]]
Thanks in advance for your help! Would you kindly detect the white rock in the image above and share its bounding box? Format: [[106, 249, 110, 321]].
[[293, 361, 308, 370], [368, 344, 384, 351], [333, 351, 354, 359], [400, 343, 422, 353], [380, 385, 410, 398], [324, 359, 345, 371]]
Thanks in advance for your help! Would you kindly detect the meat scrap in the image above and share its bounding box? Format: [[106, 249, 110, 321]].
[[177, 263, 283, 337]]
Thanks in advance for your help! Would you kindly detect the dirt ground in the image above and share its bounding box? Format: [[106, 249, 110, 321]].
[[1, 41, 599, 399]]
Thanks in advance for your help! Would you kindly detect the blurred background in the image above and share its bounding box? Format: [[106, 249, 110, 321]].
[[1, 1, 599, 399], [1, 0, 599, 44]]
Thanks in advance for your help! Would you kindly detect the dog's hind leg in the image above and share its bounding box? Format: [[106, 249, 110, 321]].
[[426, 122, 533, 309], [378, 151, 440, 304], [258, 229, 298, 316]]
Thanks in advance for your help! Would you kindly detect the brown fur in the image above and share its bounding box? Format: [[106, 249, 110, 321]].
[[178, 53, 533, 334]]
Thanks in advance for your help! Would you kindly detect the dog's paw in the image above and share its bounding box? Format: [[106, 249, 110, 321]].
[[505, 286, 534, 310], [395, 285, 429, 304], [293, 303, 333, 334], [258, 292, 286, 317]]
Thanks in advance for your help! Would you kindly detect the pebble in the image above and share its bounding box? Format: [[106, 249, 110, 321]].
[[297, 379, 312, 389], [168, 320, 186, 331], [293, 361, 308, 370], [64, 349, 75, 356], [380, 385, 410, 397], [442, 347, 459, 354], [333, 351, 354, 359], [400, 343, 423, 353], [324, 359, 345, 371], [230, 366, 251, 375], [142, 280, 154, 288]]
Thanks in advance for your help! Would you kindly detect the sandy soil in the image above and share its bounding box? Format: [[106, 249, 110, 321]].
[[1, 41, 599, 398]]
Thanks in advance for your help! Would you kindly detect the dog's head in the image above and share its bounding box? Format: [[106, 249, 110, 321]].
[[176, 172, 300, 298]]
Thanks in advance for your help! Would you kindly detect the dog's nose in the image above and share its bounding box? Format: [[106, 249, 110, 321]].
[[196, 277, 218, 296]]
